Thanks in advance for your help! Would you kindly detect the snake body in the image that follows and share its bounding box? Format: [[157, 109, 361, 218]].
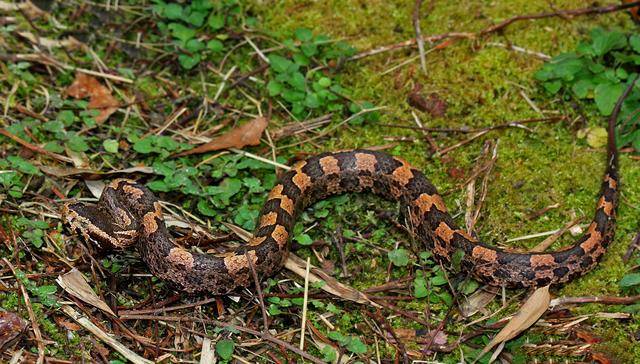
[[62, 148, 619, 294]]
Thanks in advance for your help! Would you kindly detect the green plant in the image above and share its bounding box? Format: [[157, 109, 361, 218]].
[[152, 0, 242, 69], [536, 27, 640, 150]]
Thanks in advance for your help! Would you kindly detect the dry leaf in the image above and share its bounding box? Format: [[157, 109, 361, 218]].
[[56, 269, 116, 316], [66, 72, 119, 123], [460, 286, 498, 318], [173, 116, 268, 157], [0, 310, 27, 350], [474, 285, 551, 363]]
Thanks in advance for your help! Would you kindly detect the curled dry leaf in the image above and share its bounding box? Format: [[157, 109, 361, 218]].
[[56, 269, 116, 316], [174, 116, 269, 157], [474, 285, 551, 364], [407, 86, 447, 117], [66, 72, 119, 123], [0, 310, 27, 350]]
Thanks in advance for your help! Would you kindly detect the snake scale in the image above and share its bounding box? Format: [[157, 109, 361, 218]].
[[62, 140, 619, 293]]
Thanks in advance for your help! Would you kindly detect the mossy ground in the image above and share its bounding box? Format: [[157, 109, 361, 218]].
[[2, 0, 640, 363], [256, 0, 640, 361]]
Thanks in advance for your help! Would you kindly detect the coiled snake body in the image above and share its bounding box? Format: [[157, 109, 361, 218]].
[[63, 148, 619, 294]]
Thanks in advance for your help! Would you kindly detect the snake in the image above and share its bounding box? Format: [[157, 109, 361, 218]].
[[62, 138, 619, 294]]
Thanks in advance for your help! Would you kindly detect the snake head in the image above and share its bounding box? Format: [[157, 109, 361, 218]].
[[62, 202, 139, 250]]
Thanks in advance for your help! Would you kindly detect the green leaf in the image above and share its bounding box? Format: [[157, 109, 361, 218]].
[[208, 14, 225, 30], [346, 337, 367, 354], [620, 273, 640, 287], [267, 80, 283, 96], [185, 10, 207, 26], [167, 23, 196, 43], [387, 248, 409, 267], [590, 28, 627, 56], [269, 54, 293, 74], [57, 110, 75, 126], [185, 39, 204, 52], [103, 139, 119, 153], [215, 339, 234, 360], [594, 82, 625, 116], [67, 134, 89, 152], [317, 77, 331, 88], [630, 35, 640, 54], [413, 275, 429, 298], [8, 156, 41, 175], [294, 28, 313, 42], [207, 39, 224, 53], [294, 234, 313, 246], [178, 54, 201, 69], [163, 3, 183, 19], [321, 346, 337, 362], [133, 138, 154, 154]]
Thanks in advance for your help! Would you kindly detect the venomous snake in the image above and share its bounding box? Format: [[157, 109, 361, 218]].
[[62, 141, 619, 293]]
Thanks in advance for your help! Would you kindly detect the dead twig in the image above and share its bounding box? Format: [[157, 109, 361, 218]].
[[2, 258, 45, 364], [118, 314, 325, 364], [412, 0, 427, 74], [246, 250, 270, 332], [350, 1, 640, 61], [0, 128, 73, 163]]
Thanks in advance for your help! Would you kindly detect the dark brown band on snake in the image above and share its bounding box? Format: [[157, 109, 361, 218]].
[[62, 147, 618, 294]]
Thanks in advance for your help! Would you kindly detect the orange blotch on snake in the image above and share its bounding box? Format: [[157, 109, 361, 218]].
[[580, 223, 603, 253], [142, 211, 159, 235], [391, 158, 414, 186], [414, 193, 447, 214], [604, 174, 618, 189], [167, 247, 194, 269], [271, 224, 289, 247], [248, 236, 267, 246], [224, 251, 257, 276], [267, 184, 295, 215], [319, 156, 340, 175], [354, 152, 377, 173], [123, 184, 145, 200], [435, 222, 455, 244], [529, 254, 555, 268], [259, 212, 278, 228], [471, 246, 498, 262], [597, 196, 614, 215]]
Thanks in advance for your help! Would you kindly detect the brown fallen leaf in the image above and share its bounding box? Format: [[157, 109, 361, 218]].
[[407, 85, 447, 117], [173, 116, 268, 157], [473, 285, 551, 363], [56, 269, 116, 316], [0, 310, 27, 351], [66, 72, 119, 123]]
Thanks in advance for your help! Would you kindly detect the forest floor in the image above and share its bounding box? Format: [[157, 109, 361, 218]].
[[1, 0, 640, 363]]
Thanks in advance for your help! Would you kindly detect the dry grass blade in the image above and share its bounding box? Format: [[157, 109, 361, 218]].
[[473, 285, 551, 363], [285, 253, 380, 308], [174, 116, 269, 157], [61, 305, 153, 364], [199, 337, 215, 364], [56, 269, 115, 316]]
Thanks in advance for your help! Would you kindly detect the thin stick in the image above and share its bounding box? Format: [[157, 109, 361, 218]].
[[2, 258, 45, 364], [0, 128, 73, 163], [230, 148, 291, 170], [550, 295, 640, 307], [62, 305, 153, 364], [299, 257, 311, 350], [246, 250, 269, 332], [529, 216, 583, 253], [413, 0, 427, 73], [119, 314, 325, 364]]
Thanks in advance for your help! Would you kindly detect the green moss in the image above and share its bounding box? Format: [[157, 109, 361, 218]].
[[255, 0, 640, 361]]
